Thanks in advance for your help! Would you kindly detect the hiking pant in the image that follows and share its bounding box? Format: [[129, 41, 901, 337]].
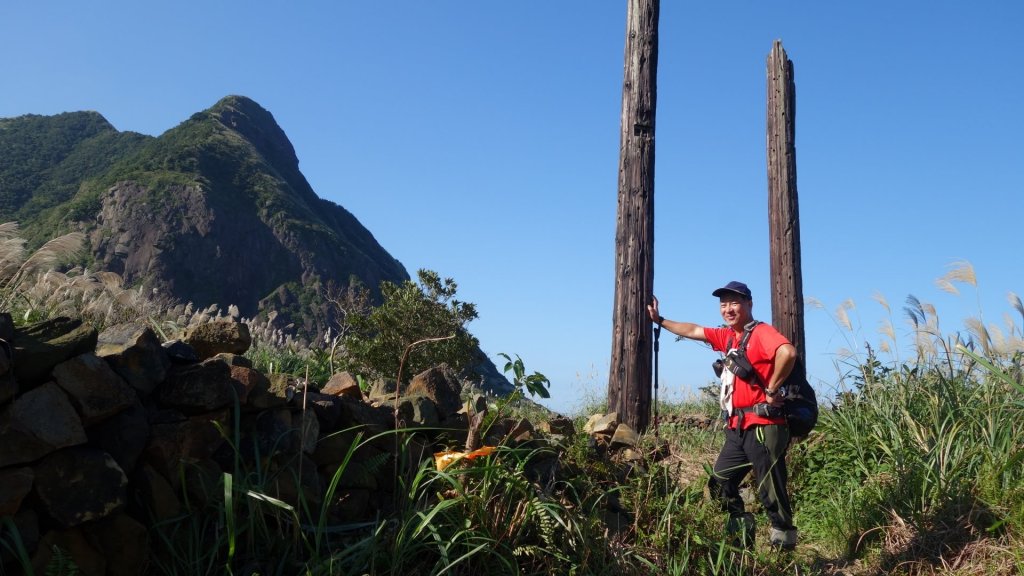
[[708, 424, 795, 530]]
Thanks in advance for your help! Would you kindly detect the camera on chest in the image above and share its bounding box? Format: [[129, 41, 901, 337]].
[[713, 348, 756, 381]]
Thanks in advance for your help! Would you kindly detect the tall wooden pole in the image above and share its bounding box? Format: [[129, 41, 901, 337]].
[[766, 40, 806, 368], [608, 0, 659, 432]]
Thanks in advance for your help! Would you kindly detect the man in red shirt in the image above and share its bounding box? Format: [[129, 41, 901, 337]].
[[647, 281, 798, 550]]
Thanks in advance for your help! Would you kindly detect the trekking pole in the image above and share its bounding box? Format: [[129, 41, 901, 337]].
[[653, 321, 661, 437]]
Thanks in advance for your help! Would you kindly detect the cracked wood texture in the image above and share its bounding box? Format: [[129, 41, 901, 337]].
[[608, 0, 659, 432], [766, 40, 806, 368]]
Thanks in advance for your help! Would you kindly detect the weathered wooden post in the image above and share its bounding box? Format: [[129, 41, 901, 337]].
[[608, 0, 659, 432], [766, 40, 806, 366]]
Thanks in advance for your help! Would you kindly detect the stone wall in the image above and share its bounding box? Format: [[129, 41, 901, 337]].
[[0, 314, 540, 575]]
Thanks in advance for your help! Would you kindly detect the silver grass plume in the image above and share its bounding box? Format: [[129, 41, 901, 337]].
[[0, 231, 84, 308], [873, 292, 890, 313], [0, 222, 19, 238], [941, 260, 977, 287], [964, 318, 992, 358], [19, 232, 84, 275], [904, 295, 925, 329], [836, 299, 855, 331], [1009, 292, 1024, 328]]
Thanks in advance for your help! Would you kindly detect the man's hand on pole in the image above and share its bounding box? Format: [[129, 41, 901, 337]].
[[647, 296, 661, 324]]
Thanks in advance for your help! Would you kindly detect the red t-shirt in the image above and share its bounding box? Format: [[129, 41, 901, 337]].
[[704, 323, 790, 429]]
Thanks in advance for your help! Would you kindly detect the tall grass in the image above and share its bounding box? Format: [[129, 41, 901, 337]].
[[8, 226, 1023, 575], [793, 265, 1024, 574], [135, 395, 813, 576]]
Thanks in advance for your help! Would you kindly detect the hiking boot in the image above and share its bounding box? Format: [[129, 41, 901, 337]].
[[770, 526, 797, 551], [725, 513, 756, 550]]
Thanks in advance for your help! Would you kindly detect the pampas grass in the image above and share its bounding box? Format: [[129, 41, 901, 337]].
[[811, 259, 1024, 379], [0, 221, 86, 311]]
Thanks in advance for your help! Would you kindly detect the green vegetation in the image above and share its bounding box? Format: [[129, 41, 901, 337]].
[[0, 112, 150, 245], [154, 266, 1024, 574], [789, 274, 1024, 574], [342, 269, 480, 383], [2, 221, 1022, 575], [0, 111, 115, 218]]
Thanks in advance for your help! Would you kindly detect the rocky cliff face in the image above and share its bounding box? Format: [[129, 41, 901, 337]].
[[2, 96, 410, 336], [90, 180, 306, 319]]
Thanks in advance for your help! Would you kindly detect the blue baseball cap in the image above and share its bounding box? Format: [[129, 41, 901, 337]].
[[712, 281, 752, 299]]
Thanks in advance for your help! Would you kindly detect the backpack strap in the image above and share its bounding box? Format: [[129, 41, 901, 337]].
[[736, 321, 766, 390], [726, 321, 761, 351], [738, 320, 760, 351]]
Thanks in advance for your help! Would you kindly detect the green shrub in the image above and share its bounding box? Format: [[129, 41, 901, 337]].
[[343, 269, 479, 382]]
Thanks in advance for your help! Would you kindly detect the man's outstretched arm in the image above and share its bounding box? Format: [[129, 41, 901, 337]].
[[647, 296, 708, 342]]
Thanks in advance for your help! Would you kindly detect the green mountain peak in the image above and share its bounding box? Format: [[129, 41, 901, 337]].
[[0, 96, 409, 338]]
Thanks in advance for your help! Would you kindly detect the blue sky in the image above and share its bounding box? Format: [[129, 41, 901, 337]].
[[3, 2, 1022, 414]]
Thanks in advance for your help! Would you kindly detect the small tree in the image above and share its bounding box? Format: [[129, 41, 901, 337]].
[[320, 279, 372, 373], [343, 269, 479, 382]]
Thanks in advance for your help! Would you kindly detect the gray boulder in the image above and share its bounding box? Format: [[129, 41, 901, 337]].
[[0, 467, 33, 516], [322, 371, 362, 400], [158, 358, 239, 414], [96, 323, 170, 395], [33, 447, 127, 527], [0, 382, 87, 467], [407, 365, 463, 418], [383, 394, 439, 428], [85, 512, 149, 576], [52, 353, 137, 427], [542, 416, 576, 437], [246, 372, 294, 410], [183, 320, 252, 359], [337, 396, 392, 431], [227, 364, 269, 405], [87, 401, 150, 472], [134, 464, 181, 522], [366, 378, 399, 401], [162, 339, 199, 364], [13, 317, 98, 385], [145, 410, 229, 484], [305, 391, 342, 431]]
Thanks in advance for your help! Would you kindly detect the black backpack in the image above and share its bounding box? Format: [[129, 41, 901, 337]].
[[731, 322, 818, 437], [780, 357, 818, 437]]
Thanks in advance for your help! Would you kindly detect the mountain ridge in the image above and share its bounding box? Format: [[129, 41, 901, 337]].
[[1, 95, 410, 337]]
